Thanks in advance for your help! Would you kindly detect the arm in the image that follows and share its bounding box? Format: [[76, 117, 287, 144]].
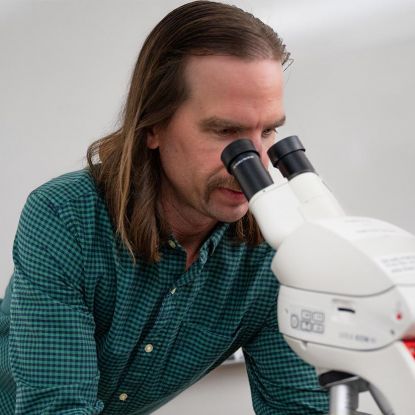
[[9, 191, 104, 414], [243, 301, 329, 415]]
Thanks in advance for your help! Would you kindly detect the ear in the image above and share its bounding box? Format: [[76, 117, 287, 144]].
[[146, 126, 161, 149]]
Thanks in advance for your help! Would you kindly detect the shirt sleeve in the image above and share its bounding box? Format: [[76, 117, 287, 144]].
[[9, 191, 104, 414], [243, 298, 329, 415]]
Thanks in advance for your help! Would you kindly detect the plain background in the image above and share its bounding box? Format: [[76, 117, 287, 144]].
[[1, 0, 414, 413]]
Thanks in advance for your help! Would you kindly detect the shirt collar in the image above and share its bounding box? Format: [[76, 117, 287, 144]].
[[200, 222, 230, 257], [164, 222, 230, 258]]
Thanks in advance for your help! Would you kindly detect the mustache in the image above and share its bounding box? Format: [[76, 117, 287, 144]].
[[206, 176, 242, 194]]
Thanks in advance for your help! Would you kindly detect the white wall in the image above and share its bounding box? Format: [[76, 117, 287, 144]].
[[1, 1, 414, 414]]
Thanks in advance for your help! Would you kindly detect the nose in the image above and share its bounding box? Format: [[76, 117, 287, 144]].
[[250, 133, 267, 161]]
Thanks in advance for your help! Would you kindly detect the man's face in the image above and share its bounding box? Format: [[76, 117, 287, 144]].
[[147, 55, 285, 228]]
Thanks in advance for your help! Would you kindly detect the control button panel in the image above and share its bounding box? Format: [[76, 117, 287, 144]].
[[290, 309, 325, 334]]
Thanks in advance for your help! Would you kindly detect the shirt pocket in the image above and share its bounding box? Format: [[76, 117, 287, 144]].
[[160, 322, 238, 395]]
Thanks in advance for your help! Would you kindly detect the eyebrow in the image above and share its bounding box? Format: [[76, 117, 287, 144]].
[[199, 115, 286, 132]]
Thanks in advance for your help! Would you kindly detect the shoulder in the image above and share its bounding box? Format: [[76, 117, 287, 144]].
[[31, 168, 100, 209], [20, 168, 112, 250], [14, 170, 112, 311]]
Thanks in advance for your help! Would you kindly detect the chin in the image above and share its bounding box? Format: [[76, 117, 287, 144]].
[[213, 206, 249, 224]]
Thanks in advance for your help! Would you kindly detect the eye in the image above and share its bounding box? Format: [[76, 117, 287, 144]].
[[262, 128, 277, 138]]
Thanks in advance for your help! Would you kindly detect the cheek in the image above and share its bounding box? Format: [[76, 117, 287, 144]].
[[158, 134, 226, 183], [158, 140, 193, 177], [161, 150, 206, 188]]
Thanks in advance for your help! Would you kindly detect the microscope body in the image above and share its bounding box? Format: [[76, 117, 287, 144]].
[[250, 172, 415, 414], [222, 137, 415, 414]]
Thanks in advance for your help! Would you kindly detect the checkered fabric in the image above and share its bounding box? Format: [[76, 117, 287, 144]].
[[0, 169, 328, 414]]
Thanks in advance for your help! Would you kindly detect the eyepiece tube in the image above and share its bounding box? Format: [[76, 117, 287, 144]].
[[221, 139, 273, 200], [267, 135, 315, 180]]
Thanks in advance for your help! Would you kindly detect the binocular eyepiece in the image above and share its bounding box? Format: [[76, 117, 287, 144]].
[[221, 135, 315, 200]]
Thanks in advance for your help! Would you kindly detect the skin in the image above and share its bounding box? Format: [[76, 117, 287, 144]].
[[147, 55, 285, 268]]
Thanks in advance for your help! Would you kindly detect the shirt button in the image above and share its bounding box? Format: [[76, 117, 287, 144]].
[[145, 343, 154, 353], [119, 393, 128, 401], [168, 240, 176, 249]]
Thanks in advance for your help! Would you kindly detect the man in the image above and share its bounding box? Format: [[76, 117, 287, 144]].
[[0, 1, 329, 414]]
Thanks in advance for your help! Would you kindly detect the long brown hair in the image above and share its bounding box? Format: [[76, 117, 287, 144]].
[[87, 1, 290, 263]]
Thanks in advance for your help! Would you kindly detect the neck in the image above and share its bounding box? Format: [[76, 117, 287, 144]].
[[160, 195, 217, 270]]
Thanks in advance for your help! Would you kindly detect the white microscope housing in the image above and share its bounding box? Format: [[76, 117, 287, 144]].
[[221, 136, 415, 415]]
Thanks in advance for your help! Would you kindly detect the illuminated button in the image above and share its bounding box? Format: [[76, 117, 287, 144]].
[[170, 287, 177, 294], [168, 240, 176, 249], [119, 393, 128, 401], [145, 344, 154, 353]]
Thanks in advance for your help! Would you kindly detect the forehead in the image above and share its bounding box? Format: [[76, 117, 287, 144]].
[[181, 55, 284, 123], [184, 54, 283, 96]]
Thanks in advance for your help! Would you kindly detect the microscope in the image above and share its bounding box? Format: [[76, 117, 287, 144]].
[[221, 136, 415, 415]]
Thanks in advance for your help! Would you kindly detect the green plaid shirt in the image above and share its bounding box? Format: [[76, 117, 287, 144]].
[[0, 169, 328, 414]]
